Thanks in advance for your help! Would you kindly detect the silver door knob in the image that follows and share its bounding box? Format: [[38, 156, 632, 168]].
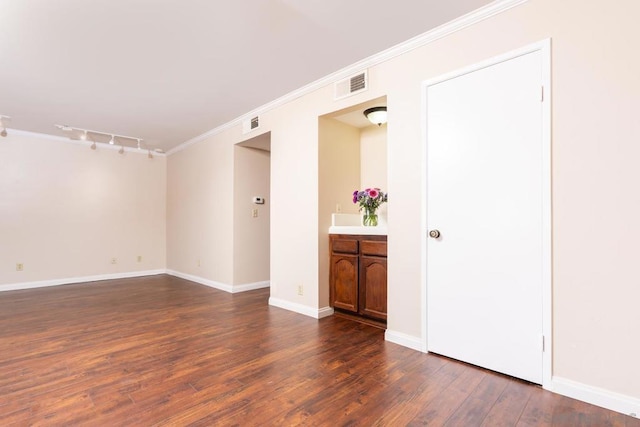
[[429, 229, 441, 239]]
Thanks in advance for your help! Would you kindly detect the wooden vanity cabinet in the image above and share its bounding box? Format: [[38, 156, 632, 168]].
[[330, 234, 387, 323]]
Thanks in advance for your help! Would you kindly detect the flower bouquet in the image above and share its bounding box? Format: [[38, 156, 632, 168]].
[[353, 188, 388, 226]]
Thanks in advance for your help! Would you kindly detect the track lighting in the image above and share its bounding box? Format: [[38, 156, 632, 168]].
[[54, 124, 150, 155], [148, 150, 153, 159], [0, 115, 11, 137]]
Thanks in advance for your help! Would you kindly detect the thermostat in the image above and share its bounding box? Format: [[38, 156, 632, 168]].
[[252, 196, 265, 204]]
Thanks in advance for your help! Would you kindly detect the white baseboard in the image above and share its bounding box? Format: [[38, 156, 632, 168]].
[[0, 269, 166, 292], [384, 329, 424, 352], [551, 376, 640, 418], [317, 306, 335, 319], [166, 270, 233, 292], [165, 270, 270, 294], [232, 280, 270, 293], [268, 297, 334, 319]]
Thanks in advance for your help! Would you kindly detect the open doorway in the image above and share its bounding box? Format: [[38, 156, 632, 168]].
[[233, 132, 271, 291]]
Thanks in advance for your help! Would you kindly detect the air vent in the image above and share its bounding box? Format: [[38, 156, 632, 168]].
[[242, 115, 260, 135], [334, 71, 368, 100]]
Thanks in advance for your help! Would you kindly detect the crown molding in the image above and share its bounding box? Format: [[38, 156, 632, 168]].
[[167, 0, 529, 156]]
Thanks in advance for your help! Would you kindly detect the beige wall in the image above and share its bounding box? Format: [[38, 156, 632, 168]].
[[0, 133, 166, 286], [360, 124, 387, 192], [360, 124, 388, 219], [166, 0, 640, 402], [166, 129, 236, 284], [233, 145, 270, 285], [318, 117, 361, 306]]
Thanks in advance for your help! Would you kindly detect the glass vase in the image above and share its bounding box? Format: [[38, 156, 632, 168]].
[[362, 209, 378, 227]]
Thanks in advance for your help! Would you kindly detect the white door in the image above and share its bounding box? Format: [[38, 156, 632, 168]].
[[426, 50, 546, 384]]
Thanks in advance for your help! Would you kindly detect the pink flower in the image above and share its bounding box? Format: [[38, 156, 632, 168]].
[[368, 189, 379, 198]]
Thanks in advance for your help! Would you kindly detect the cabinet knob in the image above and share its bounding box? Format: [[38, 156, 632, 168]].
[[429, 229, 441, 239]]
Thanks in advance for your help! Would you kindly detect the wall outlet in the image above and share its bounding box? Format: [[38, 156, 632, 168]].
[[111, 257, 117, 264], [297, 284, 304, 296], [336, 203, 342, 213], [252, 208, 258, 218], [16, 263, 24, 271], [137, 255, 142, 262]]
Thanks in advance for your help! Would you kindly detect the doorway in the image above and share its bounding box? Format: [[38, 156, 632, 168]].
[[233, 132, 271, 290]]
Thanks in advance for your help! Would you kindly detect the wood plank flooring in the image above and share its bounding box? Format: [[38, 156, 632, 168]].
[[0, 274, 637, 426]]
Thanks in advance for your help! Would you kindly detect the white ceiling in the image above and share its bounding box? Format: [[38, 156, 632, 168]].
[[0, 0, 491, 152]]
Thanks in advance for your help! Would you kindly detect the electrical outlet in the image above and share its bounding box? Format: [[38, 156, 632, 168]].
[[111, 257, 117, 264], [297, 284, 303, 296], [16, 263, 24, 271], [137, 255, 142, 262], [252, 208, 258, 218], [336, 203, 342, 213]]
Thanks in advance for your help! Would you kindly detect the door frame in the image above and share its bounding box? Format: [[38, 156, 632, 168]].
[[420, 39, 552, 389]]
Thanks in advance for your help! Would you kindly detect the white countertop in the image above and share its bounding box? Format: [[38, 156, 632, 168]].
[[328, 225, 388, 235]]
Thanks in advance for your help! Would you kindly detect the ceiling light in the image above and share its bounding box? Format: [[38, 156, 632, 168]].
[[119, 146, 125, 154], [90, 141, 97, 150], [109, 135, 115, 145], [363, 106, 387, 126], [80, 130, 87, 140], [148, 150, 153, 159]]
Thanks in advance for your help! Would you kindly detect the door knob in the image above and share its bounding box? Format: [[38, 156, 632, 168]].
[[429, 229, 441, 239]]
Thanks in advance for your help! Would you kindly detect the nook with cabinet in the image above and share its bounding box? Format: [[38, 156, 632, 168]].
[[329, 234, 387, 326]]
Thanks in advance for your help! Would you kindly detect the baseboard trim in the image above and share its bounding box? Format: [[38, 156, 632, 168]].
[[232, 280, 270, 293], [165, 270, 270, 294], [268, 297, 334, 319], [551, 376, 640, 418], [166, 270, 233, 292], [0, 269, 166, 292], [317, 306, 335, 319], [384, 329, 424, 352]]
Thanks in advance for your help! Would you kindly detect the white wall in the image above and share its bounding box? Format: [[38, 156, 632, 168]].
[[0, 133, 166, 287]]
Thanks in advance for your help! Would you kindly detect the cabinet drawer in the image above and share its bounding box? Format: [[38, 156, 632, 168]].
[[361, 240, 387, 257], [332, 238, 359, 254]]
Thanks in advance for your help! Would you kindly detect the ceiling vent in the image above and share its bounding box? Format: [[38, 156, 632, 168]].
[[242, 115, 260, 135], [334, 71, 368, 100]]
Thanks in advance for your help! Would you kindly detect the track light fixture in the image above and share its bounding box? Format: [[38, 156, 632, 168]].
[[54, 124, 152, 156], [0, 115, 11, 137], [148, 150, 153, 159]]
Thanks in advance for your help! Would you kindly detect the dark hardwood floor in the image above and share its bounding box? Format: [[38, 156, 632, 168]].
[[0, 275, 637, 426]]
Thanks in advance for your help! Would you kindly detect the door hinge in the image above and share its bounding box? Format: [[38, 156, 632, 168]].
[[542, 335, 545, 352], [540, 85, 544, 102]]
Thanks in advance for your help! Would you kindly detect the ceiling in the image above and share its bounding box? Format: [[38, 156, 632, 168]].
[[0, 0, 491, 152]]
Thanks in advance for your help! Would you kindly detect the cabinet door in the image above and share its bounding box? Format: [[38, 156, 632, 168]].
[[360, 256, 387, 320], [330, 254, 359, 312]]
